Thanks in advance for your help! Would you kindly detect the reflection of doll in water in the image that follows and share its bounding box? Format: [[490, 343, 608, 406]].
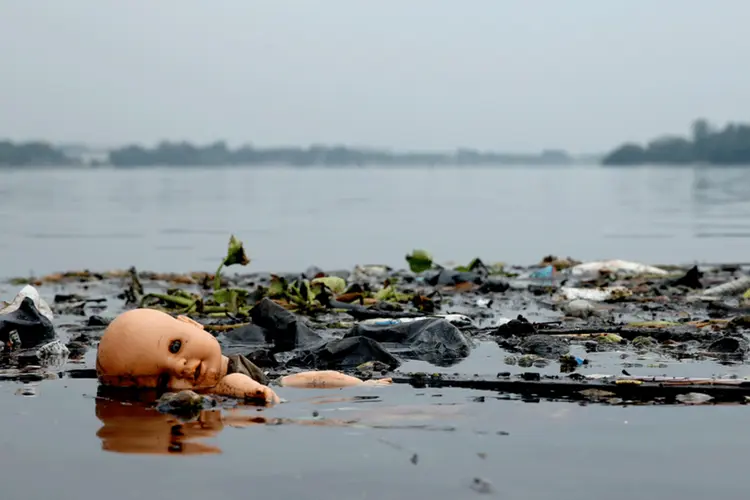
[[94, 392, 373, 455], [96, 308, 391, 405], [95, 397, 225, 455]]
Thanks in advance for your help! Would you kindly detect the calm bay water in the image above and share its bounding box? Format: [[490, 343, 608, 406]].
[[2, 164, 750, 499], [1, 164, 750, 278]]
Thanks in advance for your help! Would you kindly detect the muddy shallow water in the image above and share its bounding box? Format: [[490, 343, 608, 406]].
[[1, 378, 749, 500]]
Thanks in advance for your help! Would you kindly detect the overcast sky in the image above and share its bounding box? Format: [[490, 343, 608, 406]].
[[1, 0, 748, 153]]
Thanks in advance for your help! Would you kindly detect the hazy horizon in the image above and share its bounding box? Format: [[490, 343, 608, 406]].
[[2, 1, 749, 154]]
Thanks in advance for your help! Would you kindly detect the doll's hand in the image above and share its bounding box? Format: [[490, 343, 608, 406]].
[[213, 373, 280, 405], [362, 378, 393, 386]]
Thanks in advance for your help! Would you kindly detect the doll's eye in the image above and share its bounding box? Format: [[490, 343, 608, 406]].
[[168, 339, 182, 354]]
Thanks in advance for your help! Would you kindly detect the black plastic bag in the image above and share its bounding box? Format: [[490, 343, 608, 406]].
[[0, 297, 56, 349], [250, 297, 322, 352], [345, 317, 471, 366], [288, 336, 400, 370]]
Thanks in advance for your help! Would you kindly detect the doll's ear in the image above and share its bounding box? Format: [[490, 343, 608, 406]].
[[176, 315, 205, 330]]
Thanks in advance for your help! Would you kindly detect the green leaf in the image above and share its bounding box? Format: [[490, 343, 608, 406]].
[[297, 280, 311, 303], [213, 287, 248, 305], [375, 285, 411, 302], [311, 276, 346, 294], [224, 234, 250, 267], [287, 279, 312, 306], [214, 234, 251, 290], [405, 249, 433, 273], [268, 275, 288, 298], [212, 288, 250, 315]]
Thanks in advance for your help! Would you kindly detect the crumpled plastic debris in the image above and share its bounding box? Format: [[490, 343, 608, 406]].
[[0, 286, 56, 349], [529, 265, 556, 279], [568, 260, 668, 279], [561, 298, 600, 319], [349, 264, 392, 282], [24, 339, 70, 370], [700, 275, 750, 298], [360, 314, 474, 329], [0, 285, 54, 322], [559, 286, 631, 302]]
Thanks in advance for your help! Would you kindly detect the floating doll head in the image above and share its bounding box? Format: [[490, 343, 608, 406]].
[[96, 308, 227, 391], [97, 307, 391, 405]]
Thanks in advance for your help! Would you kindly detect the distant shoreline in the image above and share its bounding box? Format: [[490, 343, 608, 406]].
[[0, 139, 600, 168], [9, 117, 750, 168]]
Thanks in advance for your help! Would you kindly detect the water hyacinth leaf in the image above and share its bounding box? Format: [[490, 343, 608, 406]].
[[213, 288, 249, 314], [224, 235, 250, 267], [310, 276, 346, 295], [214, 234, 251, 290], [288, 279, 313, 306], [406, 249, 433, 273], [129, 266, 144, 296], [213, 288, 249, 306], [298, 280, 311, 303], [454, 257, 488, 273], [375, 285, 411, 303], [268, 275, 288, 298], [140, 293, 196, 309]]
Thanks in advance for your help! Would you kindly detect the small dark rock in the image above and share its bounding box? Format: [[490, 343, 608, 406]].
[[54, 293, 87, 304], [727, 315, 750, 331], [518, 334, 569, 358], [156, 390, 213, 417], [65, 341, 88, 358], [478, 278, 510, 294], [707, 336, 748, 354], [495, 315, 537, 337], [87, 315, 111, 327], [671, 265, 703, 289]]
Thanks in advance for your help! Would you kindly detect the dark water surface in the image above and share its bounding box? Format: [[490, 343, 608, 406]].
[[2, 165, 750, 499], [1, 378, 749, 500], [2, 165, 750, 279]]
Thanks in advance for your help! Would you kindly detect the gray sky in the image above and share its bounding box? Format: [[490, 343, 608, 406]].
[[1, 0, 749, 153]]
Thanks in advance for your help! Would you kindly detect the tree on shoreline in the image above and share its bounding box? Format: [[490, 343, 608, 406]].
[[0, 140, 77, 166], [602, 119, 750, 166]]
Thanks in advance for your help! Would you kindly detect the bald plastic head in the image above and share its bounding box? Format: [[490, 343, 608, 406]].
[[96, 308, 225, 390]]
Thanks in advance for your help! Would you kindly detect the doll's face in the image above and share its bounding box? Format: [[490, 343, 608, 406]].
[[97, 308, 225, 390]]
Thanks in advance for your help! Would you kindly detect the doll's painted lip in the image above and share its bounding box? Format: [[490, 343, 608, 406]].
[[194, 362, 202, 382]]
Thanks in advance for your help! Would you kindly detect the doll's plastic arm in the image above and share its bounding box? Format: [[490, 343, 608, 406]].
[[213, 373, 280, 405], [279, 370, 392, 389]]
